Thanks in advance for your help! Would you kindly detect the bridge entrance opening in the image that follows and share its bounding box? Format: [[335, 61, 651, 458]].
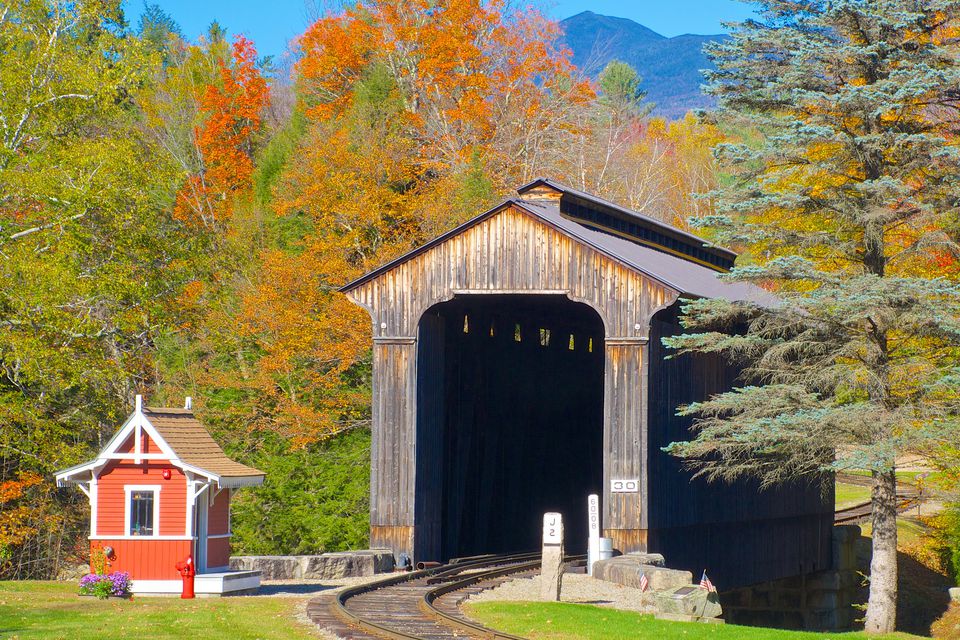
[[416, 294, 605, 561]]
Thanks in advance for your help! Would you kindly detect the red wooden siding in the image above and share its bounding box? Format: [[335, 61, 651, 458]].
[[91, 430, 241, 578], [114, 431, 160, 454], [91, 538, 191, 580], [207, 489, 230, 536], [206, 537, 231, 569], [96, 452, 187, 537]]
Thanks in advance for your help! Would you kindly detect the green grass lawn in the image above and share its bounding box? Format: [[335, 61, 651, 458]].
[[465, 602, 925, 640], [860, 516, 928, 546], [0, 581, 318, 640], [835, 482, 872, 509]]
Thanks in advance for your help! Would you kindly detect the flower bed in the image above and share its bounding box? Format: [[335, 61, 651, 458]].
[[78, 572, 132, 599]]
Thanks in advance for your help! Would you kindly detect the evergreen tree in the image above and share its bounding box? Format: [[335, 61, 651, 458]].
[[138, 2, 181, 56], [598, 60, 647, 114], [666, 2, 960, 632]]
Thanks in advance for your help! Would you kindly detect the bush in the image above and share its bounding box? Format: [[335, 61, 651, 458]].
[[924, 504, 960, 584], [78, 571, 132, 599], [934, 603, 960, 639]]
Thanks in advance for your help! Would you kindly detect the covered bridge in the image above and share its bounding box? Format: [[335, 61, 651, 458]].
[[340, 178, 834, 589]]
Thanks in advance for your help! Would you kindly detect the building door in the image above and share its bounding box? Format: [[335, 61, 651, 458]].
[[194, 490, 209, 572]]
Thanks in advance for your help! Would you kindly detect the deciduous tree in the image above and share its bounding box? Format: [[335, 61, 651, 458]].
[[172, 35, 270, 229]]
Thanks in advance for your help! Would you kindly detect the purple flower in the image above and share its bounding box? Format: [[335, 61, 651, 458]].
[[79, 571, 133, 598], [108, 572, 132, 596]]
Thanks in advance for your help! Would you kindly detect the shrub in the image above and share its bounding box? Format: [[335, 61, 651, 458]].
[[79, 571, 132, 599], [923, 504, 960, 584], [933, 603, 960, 639]]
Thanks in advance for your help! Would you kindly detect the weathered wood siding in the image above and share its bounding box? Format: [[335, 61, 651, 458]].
[[646, 304, 834, 587], [348, 205, 679, 560], [368, 339, 418, 551], [347, 205, 677, 340]]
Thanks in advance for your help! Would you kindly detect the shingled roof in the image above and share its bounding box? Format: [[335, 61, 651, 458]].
[[143, 407, 264, 483]]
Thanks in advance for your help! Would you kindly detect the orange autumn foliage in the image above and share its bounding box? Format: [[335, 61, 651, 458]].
[[217, 2, 626, 444], [296, 0, 592, 171], [174, 36, 270, 229], [0, 472, 43, 548]]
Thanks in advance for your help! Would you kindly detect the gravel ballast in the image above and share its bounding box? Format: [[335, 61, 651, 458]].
[[466, 572, 657, 614]]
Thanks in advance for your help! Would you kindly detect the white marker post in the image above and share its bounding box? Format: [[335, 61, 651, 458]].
[[587, 494, 600, 576], [541, 512, 564, 601]]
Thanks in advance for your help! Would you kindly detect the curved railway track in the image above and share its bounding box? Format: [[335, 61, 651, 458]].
[[306, 473, 926, 638], [307, 552, 580, 640], [834, 472, 922, 525]]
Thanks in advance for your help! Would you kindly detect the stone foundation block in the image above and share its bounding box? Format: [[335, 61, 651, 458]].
[[653, 585, 723, 619], [229, 555, 301, 580], [655, 612, 724, 624], [593, 555, 690, 592], [832, 525, 861, 572], [808, 590, 839, 610], [230, 549, 394, 580], [302, 550, 394, 579], [806, 571, 841, 591]]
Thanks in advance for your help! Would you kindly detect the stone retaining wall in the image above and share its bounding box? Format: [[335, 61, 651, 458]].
[[230, 549, 394, 580], [720, 525, 864, 631]]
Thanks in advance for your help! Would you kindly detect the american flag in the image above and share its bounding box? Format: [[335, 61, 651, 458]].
[[639, 571, 649, 592], [700, 570, 716, 593]]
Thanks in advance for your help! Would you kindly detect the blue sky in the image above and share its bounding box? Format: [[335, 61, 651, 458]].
[[123, 1, 756, 60]]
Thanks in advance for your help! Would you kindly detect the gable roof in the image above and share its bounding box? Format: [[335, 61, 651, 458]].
[[516, 199, 774, 305], [143, 408, 264, 483], [55, 401, 264, 489], [340, 182, 775, 307]]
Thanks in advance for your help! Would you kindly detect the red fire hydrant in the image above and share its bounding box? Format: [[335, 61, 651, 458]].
[[175, 555, 195, 599]]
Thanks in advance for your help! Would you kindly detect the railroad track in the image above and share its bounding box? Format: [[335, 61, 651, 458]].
[[834, 473, 922, 525], [307, 552, 579, 639]]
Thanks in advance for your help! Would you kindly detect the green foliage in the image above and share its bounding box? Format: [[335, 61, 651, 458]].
[[0, 0, 194, 578], [598, 60, 646, 113], [254, 110, 308, 209], [455, 151, 495, 213], [230, 429, 370, 555], [925, 503, 960, 585], [138, 3, 182, 56], [667, 0, 960, 482], [350, 62, 405, 130]]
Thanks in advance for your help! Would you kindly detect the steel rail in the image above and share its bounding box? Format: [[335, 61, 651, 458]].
[[834, 493, 921, 525], [330, 552, 542, 640], [420, 554, 587, 640]]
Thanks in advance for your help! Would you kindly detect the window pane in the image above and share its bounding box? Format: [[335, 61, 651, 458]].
[[130, 490, 154, 536]]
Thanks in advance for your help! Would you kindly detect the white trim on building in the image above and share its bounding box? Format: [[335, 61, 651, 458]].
[[123, 485, 162, 537]]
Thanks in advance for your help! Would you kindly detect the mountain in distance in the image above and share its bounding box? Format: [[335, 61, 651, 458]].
[[559, 11, 725, 119]]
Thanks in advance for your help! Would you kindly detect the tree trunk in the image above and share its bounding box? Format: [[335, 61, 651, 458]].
[[864, 469, 898, 634]]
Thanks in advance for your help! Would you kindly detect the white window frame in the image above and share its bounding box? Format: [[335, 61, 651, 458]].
[[124, 485, 161, 537]]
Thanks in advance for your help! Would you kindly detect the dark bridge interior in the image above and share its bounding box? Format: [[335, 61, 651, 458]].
[[416, 295, 605, 561]]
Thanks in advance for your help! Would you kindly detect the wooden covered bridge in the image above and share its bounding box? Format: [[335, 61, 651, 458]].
[[340, 178, 834, 589]]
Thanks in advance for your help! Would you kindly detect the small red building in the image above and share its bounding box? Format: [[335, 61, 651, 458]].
[[56, 395, 264, 595]]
